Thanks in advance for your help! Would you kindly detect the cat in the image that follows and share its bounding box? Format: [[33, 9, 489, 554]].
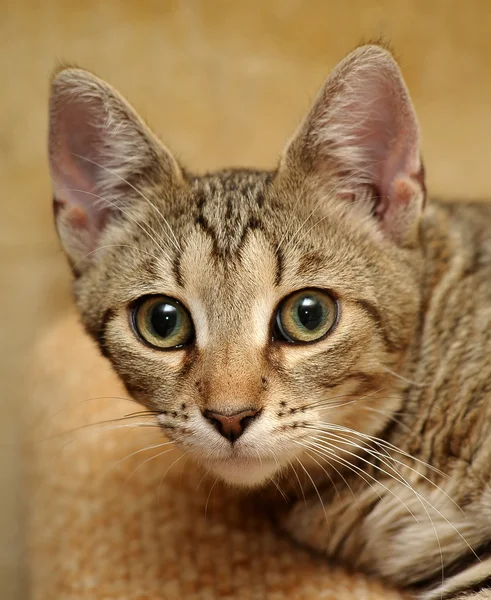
[[48, 44, 491, 599]]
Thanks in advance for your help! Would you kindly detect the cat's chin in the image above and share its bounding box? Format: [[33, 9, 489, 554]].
[[205, 457, 278, 488]]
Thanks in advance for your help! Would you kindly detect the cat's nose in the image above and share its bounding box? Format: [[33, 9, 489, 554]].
[[202, 408, 260, 443]]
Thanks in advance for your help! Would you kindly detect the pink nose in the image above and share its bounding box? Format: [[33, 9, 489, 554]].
[[203, 408, 260, 442]]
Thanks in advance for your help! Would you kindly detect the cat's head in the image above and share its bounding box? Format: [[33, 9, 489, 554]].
[[48, 45, 425, 487]]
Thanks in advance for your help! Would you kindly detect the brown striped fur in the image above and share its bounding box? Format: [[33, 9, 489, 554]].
[[48, 45, 491, 598]]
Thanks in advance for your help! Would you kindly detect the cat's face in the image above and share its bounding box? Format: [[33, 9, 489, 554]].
[[49, 45, 426, 487]]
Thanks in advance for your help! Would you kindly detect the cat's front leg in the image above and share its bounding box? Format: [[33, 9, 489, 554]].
[[276, 489, 370, 562]]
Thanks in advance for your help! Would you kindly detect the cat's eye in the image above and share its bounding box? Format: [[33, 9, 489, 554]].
[[133, 296, 194, 349], [275, 289, 337, 344]]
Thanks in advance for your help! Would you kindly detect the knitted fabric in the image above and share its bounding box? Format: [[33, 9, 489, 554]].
[[26, 311, 407, 600]]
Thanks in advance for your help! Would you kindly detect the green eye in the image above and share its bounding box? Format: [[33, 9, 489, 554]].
[[133, 296, 194, 349], [276, 289, 337, 343]]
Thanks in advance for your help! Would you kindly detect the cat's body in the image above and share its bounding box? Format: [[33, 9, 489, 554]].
[[282, 199, 491, 599], [47, 45, 491, 598]]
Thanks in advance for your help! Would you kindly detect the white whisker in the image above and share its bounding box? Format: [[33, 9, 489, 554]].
[[295, 457, 328, 523], [305, 431, 478, 564], [286, 458, 307, 503], [99, 440, 175, 482], [204, 477, 219, 518], [124, 446, 176, 485]]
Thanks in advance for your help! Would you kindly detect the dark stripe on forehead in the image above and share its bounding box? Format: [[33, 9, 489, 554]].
[[275, 246, 284, 287], [237, 216, 262, 253], [194, 191, 220, 258], [296, 252, 328, 277], [190, 169, 275, 259], [172, 252, 184, 287], [141, 257, 159, 278], [256, 190, 265, 208]]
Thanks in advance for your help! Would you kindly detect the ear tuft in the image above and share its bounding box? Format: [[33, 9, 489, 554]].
[[49, 68, 181, 267], [282, 45, 425, 246]]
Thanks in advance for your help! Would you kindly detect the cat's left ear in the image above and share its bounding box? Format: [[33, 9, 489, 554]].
[[280, 45, 425, 246], [49, 67, 182, 267]]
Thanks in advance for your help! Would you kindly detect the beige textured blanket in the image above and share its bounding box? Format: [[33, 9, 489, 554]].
[[26, 310, 407, 599]]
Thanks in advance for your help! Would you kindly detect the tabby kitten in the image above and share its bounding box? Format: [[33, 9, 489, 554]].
[[48, 45, 491, 599]]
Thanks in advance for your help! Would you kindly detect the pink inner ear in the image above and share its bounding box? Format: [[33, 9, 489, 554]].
[[51, 94, 106, 219], [49, 86, 117, 260], [330, 67, 420, 210], [49, 68, 182, 265], [302, 46, 424, 240]]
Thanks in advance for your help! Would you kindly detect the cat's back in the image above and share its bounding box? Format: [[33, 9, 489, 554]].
[[422, 198, 491, 308], [407, 198, 491, 473]]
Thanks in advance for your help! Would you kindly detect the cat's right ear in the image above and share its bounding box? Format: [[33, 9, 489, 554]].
[[49, 68, 182, 269], [279, 45, 425, 247]]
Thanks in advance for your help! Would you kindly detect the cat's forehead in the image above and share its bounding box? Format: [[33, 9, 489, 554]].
[[143, 168, 367, 291], [124, 167, 378, 310], [184, 169, 279, 257], [190, 169, 272, 198]]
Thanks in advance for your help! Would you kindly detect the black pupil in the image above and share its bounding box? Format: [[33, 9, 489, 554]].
[[150, 303, 179, 338], [297, 296, 324, 331]]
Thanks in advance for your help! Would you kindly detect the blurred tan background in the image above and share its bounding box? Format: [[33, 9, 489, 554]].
[[2, 1, 491, 597]]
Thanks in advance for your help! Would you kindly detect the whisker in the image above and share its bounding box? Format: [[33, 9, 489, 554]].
[[295, 457, 328, 523], [286, 458, 307, 503], [124, 410, 162, 418], [196, 467, 212, 491], [72, 244, 166, 269], [309, 430, 447, 588], [306, 422, 450, 480], [305, 426, 464, 520], [124, 447, 176, 486], [158, 453, 187, 502], [33, 420, 160, 443], [296, 439, 384, 505], [308, 432, 422, 510], [204, 477, 219, 519], [303, 386, 390, 411], [360, 406, 412, 433], [301, 438, 416, 521], [267, 449, 290, 503], [72, 243, 167, 271], [384, 366, 425, 388], [98, 440, 175, 482], [276, 170, 361, 254], [305, 432, 478, 562], [269, 477, 290, 504], [329, 429, 458, 505], [43, 395, 142, 423], [295, 441, 354, 500], [299, 446, 342, 500]]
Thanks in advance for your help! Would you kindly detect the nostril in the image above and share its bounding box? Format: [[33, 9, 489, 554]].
[[204, 414, 222, 431], [239, 414, 257, 431]]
